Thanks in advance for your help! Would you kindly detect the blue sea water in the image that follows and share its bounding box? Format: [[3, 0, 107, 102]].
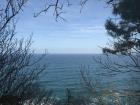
[[36, 54, 139, 98]]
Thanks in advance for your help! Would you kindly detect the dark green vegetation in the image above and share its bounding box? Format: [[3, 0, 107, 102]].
[[104, 0, 140, 55], [96, 0, 140, 104], [0, 0, 140, 105]]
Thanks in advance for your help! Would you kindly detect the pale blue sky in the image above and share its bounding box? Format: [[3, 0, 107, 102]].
[[16, 0, 112, 54]]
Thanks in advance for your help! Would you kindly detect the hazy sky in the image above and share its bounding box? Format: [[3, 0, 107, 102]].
[[16, 0, 112, 54]]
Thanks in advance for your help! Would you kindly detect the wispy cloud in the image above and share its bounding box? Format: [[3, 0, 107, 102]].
[[78, 26, 105, 33], [16, 0, 111, 53]]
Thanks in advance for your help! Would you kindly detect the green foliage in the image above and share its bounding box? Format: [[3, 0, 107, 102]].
[[104, 0, 140, 54]]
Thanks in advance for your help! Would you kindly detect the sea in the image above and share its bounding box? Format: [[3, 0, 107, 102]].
[[35, 54, 139, 99]]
